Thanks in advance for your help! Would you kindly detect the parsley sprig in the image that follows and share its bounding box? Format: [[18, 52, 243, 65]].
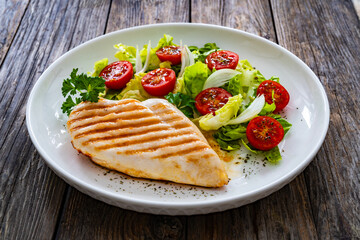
[[188, 43, 220, 63], [61, 68, 105, 115]]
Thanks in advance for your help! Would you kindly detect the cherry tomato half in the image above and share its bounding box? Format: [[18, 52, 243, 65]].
[[257, 80, 290, 112], [141, 68, 176, 96], [246, 116, 284, 151], [205, 50, 239, 70], [99, 61, 133, 90], [195, 87, 232, 115], [156, 46, 182, 65]]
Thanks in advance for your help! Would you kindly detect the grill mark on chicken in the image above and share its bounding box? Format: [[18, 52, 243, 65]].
[[71, 103, 123, 113], [80, 125, 170, 146], [73, 117, 162, 139], [121, 137, 200, 155], [158, 115, 183, 123], [154, 146, 209, 159], [68, 105, 147, 124], [170, 121, 192, 129], [94, 128, 194, 150], [70, 112, 153, 131]]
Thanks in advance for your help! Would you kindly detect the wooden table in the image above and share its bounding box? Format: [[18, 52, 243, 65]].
[[1, 0, 359, 239]]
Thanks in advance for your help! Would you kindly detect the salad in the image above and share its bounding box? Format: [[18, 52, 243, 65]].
[[61, 34, 291, 163]]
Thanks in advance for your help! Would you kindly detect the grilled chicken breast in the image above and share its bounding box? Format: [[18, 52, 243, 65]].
[[67, 98, 228, 187]]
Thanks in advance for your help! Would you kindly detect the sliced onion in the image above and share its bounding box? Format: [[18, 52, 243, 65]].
[[138, 41, 151, 73], [202, 69, 240, 90], [185, 45, 194, 66], [227, 95, 265, 125], [135, 45, 142, 73], [178, 43, 188, 78]]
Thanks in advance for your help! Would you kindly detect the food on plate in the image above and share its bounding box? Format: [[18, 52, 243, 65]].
[[156, 46, 182, 65], [100, 61, 133, 90], [195, 87, 232, 115], [246, 116, 285, 151], [67, 98, 228, 187], [141, 68, 176, 96], [256, 80, 290, 112], [61, 34, 292, 186], [205, 50, 239, 70]]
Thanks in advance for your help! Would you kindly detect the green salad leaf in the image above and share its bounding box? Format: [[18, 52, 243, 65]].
[[165, 92, 196, 118], [199, 94, 243, 131], [242, 139, 282, 163], [267, 114, 292, 134], [189, 43, 220, 62], [61, 68, 105, 115], [89, 58, 108, 77], [104, 73, 152, 101], [183, 62, 210, 98], [213, 124, 247, 151], [114, 44, 137, 66]]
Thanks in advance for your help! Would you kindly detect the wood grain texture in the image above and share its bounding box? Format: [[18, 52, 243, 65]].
[[191, 0, 276, 41], [106, 0, 189, 32], [271, 0, 360, 238], [0, 0, 29, 66], [0, 0, 111, 239]]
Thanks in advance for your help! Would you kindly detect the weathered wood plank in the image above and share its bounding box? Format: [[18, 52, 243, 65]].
[[55, 0, 189, 239], [0, 0, 111, 239], [0, 0, 29, 66], [57, 189, 187, 240], [271, 0, 360, 238], [191, 0, 276, 41], [106, 0, 189, 32]]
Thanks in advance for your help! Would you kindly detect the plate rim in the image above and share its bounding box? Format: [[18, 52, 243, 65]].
[[26, 23, 330, 213]]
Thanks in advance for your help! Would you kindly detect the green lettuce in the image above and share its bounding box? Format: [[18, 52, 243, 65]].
[[89, 58, 108, 77], [183, 62, 210, 98], [199, 94, 243, 131], [104, 73, 152, 101], [213, 124, 247, 150], [188, 43, 220, 63], [114, 44, 137, 65], [267, 114, 292, 134], [242, 139, 282, 163]]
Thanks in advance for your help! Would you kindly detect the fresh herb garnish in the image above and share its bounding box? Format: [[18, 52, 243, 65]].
[[164, 92, 196, 118], [61, 68, 105, 115], [188, 43, 220, 63]]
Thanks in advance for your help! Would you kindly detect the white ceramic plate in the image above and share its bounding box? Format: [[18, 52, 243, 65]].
[[26, 23, 329, 215]]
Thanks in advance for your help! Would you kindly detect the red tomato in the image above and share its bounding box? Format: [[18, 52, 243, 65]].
[[195, 87, 232, 115], [141, 68, 176, 96], [156, 46, 182, 65], [246, 116, 284, 151], [257, 80, 290, 112], [205, 50, 239, 70], [99, 61, 133, 90]]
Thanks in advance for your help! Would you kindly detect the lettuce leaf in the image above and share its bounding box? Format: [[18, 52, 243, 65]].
[[104, 73, 152, 101], [267, 113, 292, 135], [114, 44, 137, 65], [188, 43, 220, 63], [89, 58, 108, 77], [241, 139, 282, 163], [183, 62, 210, 98], [199, 94, 243, 130], [214, 124, 247, 142]]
